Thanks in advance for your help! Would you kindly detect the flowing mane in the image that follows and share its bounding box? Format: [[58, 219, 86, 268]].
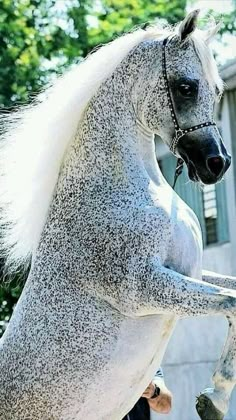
[[0, 24, 222, 271]]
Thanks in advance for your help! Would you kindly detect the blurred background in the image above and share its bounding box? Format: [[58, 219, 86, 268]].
[[0, 1, 236, 419]]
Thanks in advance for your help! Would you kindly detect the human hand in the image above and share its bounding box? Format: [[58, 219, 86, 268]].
[[148, 386, 172, 414], [142, 382, 156, 399]]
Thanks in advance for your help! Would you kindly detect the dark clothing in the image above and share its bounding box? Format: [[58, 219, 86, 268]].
[[122, 368, 163, 420], [123, 397, 150, 420]]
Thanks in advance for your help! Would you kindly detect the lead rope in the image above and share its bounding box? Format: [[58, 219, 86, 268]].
[[172, 158, 184, 189]]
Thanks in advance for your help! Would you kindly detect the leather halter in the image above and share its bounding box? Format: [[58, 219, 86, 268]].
[[162, 36, 217, 155], [162, 36, 217, 188]]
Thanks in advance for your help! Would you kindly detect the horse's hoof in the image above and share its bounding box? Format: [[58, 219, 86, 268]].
[[196, 394, 224, 420]]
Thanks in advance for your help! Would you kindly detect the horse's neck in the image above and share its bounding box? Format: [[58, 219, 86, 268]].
[[136, 120, 166, 187], [61, 74, 166, 199]]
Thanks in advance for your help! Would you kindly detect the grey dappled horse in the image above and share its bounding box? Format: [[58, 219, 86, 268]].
[[0, 9, 235, 420]]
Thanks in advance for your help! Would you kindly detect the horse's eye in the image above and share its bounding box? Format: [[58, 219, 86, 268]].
[[178, 83, 194, 97]]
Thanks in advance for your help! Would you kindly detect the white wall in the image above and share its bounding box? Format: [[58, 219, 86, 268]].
[[203, 242, 232, 275], [220, 95, 236, 274]]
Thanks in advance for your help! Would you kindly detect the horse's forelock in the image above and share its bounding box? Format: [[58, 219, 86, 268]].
[[191, 30, 223, 95]]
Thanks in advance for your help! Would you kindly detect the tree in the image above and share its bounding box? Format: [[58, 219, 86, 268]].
[[87, 0, 187, 48], [187, 0, 236, 36], [217, 6, 236, 35], [0, 0, 93, 107], [0, 278, 22, 337]]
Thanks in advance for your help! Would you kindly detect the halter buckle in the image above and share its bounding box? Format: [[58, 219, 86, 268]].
[[175, 128, 185, 141], [170, 128, 185, 154]]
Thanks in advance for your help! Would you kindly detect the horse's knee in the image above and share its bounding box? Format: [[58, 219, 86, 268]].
[[213, 371, 235, 398]]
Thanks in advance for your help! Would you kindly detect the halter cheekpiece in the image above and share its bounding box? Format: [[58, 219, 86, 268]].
[[162, 36, 216, 155], [162, 36, 216, 187]]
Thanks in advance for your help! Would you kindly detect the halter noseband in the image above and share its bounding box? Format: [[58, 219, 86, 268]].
[[162, 36, 216, 187]]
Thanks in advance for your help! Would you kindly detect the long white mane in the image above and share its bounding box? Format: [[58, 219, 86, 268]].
[[0, 24, 222, 271]]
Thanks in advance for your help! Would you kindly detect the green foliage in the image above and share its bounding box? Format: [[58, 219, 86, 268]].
[[0, 0, 188, 107], [0, 274, 23, 336], [214, 0, 236, 35], [88, 0, 187, 49], [0, 0, 39, 106], [216, 9, 236, 35], [0, 0, 90, 107], [0, 0, 51, 106]]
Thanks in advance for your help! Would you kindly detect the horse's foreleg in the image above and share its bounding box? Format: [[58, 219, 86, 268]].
[[141, 265, 236, 420], [202, 270, 236, 290], [194, 271, 236, 419], [162, 269, 236, 419], [196, 316, 236, 420], [103, 262, 236, 317], [102, 263, 236, 418], [126, 263, 236, 318], [125, 264, 236, 419]]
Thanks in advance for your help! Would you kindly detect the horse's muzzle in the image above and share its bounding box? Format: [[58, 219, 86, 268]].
[[177, 132, 231, 184]]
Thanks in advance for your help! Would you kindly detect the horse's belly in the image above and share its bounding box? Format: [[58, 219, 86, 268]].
[[76, 313, 177, 420]]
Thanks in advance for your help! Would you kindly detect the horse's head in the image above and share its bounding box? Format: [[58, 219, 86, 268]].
[[135, 10, 231, 184]]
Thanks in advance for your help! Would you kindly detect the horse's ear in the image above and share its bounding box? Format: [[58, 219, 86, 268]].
[[205, 22, 221, 44], [178, 9, 200, 42]]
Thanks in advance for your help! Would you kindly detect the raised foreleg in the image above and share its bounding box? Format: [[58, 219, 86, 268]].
[[196, 317, 236, 420], [202, 270, 236, 290], [99, 261, 236, 419], [195, 270, 236, 419], [106, 260, 236, 318]]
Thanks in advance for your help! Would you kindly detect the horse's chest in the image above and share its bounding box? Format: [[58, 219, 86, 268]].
[[72, 187, 203, 280], [145, 184, 203, 278], [167, 203, 203, 278]]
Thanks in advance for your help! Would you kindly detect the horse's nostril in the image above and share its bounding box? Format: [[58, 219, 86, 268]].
[[207, 156, 224, 178], [226, 154, 231, 168]]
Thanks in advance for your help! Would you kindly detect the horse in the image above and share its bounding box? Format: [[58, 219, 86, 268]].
[[0, 9, 236, 420]]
